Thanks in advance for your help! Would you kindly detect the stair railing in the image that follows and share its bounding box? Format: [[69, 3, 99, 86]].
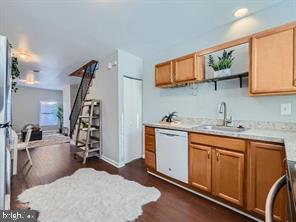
[[69, 61, 98, 137]]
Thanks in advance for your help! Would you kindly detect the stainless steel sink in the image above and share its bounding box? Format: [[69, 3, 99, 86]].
[[193, 124, 248, 132]]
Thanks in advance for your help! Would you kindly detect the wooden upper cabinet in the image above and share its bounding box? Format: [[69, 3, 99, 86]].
[[213, 149, 245, 207], [155, 53, 205, 87], [250, 24, 296, 95], [189, 144, 212, 192], [247, 141, 286, 221], [155, 61, 174, 87], [175, 53, 204, 83]]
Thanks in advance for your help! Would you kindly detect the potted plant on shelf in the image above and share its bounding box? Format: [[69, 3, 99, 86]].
[[56, 106, 63, 134], [208, 49, 235, 78]]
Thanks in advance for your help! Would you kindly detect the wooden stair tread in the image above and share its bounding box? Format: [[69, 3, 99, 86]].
[[76, 146, 100, 152], [79, 115, 100, 118], [77, 138, 100, 145], [79, 127, 100, 131]]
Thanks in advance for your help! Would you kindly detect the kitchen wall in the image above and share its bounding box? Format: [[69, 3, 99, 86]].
[[12, 86, 63, 132], [63, 85, 71, 130], [88, 51, 120, 164], [89, 49, 143, 166], [143, 0, 296, 124], [63, 84, 79, 130]]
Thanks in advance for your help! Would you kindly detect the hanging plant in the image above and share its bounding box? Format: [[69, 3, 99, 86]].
[[9, 43, 21, 93], [11, 57, 20, 92]]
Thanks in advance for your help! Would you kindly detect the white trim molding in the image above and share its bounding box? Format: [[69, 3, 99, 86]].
[[101, 155, 125, 168]]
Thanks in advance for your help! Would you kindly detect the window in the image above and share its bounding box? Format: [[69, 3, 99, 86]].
[[39, 101, 58, 126]]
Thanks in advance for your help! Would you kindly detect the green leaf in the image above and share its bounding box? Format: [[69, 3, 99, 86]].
[[11, 57, 21, 92], [208, 49, 235, 71]]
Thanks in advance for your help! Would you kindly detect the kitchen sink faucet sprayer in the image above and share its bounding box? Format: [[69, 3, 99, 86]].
[[219, 102, 232, 126]]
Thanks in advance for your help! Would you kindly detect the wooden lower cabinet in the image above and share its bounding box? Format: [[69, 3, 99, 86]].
[[189, 144, 212, 192], [247, 141, 286, 221], [145, 127, 156, 170], [189, 137, 245, 206], [145, 134, 155, 152], [145, 151, 156, 170], [147, 130, 287, 220], [213, 149, 245, 207]]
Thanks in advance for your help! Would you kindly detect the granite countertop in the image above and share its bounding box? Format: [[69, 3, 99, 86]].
[[144, 121, 296, 162]]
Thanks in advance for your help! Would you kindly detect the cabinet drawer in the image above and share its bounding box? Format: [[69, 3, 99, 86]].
[[190, 133, 246, 153], [145, 126, 155, 136], [145, 134, 155, 152], [145, 151, 156, 170]]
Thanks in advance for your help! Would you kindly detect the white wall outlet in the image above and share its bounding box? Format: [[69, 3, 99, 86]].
[[281, 103, 292, 115], [107, 62, 112, 70]]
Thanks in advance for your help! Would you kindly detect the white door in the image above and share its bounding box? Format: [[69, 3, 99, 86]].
[[123, 77, 142, 163]]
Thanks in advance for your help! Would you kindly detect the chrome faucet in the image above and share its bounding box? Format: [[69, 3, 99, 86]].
[[218, 102, 232, 126]]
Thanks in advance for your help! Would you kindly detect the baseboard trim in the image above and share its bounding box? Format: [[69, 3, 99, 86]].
[[101, 155, 125, 168], [5, 194, 10, 210], [147, 171, 262, 222]]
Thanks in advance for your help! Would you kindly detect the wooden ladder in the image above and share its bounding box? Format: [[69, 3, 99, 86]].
[[74, 99, 102, 164]]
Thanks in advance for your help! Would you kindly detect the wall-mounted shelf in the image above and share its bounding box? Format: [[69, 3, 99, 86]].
[[205, 72, 248, 91]]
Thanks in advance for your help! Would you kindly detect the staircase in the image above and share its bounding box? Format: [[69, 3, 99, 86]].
[[69, 60, 98, 138]]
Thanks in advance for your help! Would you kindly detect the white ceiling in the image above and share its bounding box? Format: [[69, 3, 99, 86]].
[[0, 0, 281, 90]]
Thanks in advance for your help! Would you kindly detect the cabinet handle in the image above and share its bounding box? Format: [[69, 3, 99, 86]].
[[207, 151, 211, 159], [216, 151, 220, 161]]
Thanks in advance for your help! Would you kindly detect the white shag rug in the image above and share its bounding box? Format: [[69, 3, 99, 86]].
[[18, 168, 161, 222]]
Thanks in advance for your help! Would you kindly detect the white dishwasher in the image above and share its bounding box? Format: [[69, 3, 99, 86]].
[[155, 128, 188, 183]]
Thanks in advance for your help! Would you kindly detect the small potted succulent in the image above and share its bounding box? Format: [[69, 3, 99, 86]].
[[208, 49, 235, 78]]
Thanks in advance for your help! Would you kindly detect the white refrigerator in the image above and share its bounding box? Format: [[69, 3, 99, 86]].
[[0, 34, 12, 210]]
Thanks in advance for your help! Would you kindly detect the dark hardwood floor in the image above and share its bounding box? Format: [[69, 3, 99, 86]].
[[11, 144, 254, 222]]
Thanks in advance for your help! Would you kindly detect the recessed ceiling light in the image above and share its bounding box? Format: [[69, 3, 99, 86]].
[[19, 79, 39, 85], [234, 8, 248, 18], [19, 73, 39, 85], [18, 52, 31, 60]]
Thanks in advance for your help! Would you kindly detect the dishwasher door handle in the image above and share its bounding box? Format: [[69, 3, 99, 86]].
[[265, 175, 287, 222], [159, 132, 179, 137]]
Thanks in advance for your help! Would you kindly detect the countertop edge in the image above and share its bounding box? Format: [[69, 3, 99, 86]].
[[144, 123, 285, 143], [144, 123, 296, 162]]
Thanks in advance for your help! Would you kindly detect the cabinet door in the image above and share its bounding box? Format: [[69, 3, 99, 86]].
[[250, 26, 296, 95], [145, 151, 156, 170], [213, 149, 245, 206], [155, 61, 174, 87], [174, 53, 198, 83], [145, 134, 155, 152], [145, 126, 155, 136], [189, 144, 212, 192], [247, 142, 286, 221]]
